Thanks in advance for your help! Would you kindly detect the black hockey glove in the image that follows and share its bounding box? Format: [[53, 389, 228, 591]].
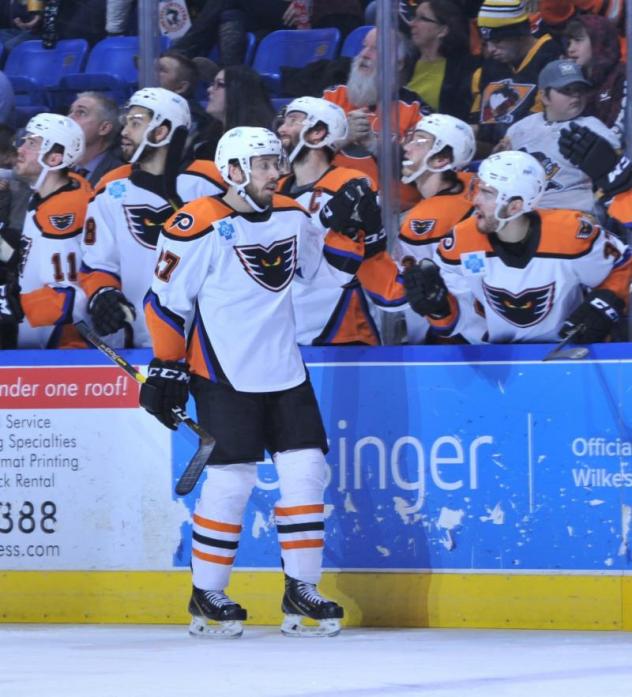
[[88, 287, 136, 336], [0, 275, 23, 326], [319, 179, 366, 238], [356, 186, 386, 258], [558, 122, 622, 190], [560, 289, 624, 343], [402, 259, 451, 318], [139, 358, 190, 430]]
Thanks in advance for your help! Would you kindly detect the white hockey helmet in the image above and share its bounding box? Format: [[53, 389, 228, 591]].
[[477, 150, 546, 227], [283, 96, 348, 163], [125, 87, 191, 163], [402, 113, 475, 184], [25, 113, 85, 190], [215, 126, 283, 210]]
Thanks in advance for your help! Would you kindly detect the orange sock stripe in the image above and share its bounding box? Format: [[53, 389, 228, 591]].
[[280, 539, 324, 550], [193, 514, 242, 533], [192, 548, 235, 565], [275, 504, 324, 516]]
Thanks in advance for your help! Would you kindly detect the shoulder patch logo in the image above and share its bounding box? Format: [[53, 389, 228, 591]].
[[461, 251, 487, 276], [410, 219, 436, 236], [172, 212, 194, 232], [483, 281, 555, 327], [218, 220, 235, 241], [441, 231, 455, 251], [108, 180, 127, 199], [576, 217, 595, 239], [48, 213, 76, 231], [123, 204, 174, 249], [235, 236, 297, 292]]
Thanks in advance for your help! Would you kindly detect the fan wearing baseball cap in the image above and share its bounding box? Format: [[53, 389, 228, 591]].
[[470, 0, 560, 152], [496, 59, 620, 213]]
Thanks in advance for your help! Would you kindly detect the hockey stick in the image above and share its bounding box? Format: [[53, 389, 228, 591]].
[[542, 324, 589, 362], [75, 321, 215, 495]]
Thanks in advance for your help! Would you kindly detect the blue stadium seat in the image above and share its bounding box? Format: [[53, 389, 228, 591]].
[[207, 32, 257, 66], [58, 35, 171, 106], [252, 28, 341, 95], [340, 25, 373, 58], [4, 39, 89, 108]]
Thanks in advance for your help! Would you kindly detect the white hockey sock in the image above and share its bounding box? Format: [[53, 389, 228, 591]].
[[274, 448, 326, 585], [192, 462, 256, 592]]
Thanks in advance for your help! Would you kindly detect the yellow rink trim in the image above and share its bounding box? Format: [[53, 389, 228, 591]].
[[1, 571, 631, 630]]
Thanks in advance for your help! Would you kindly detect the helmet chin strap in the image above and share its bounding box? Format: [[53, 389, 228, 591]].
[[237, 185, 269, 213], [493, 200, 523, 232], [401, 152, 450, 185], [32, 165, 50, 191]]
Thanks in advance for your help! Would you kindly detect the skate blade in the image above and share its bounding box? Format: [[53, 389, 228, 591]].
[[188, 615, 244, 639], [281, 614, 341, 638]]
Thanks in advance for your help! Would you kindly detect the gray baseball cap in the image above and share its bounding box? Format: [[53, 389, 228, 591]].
[[538, 60, 591, 90]]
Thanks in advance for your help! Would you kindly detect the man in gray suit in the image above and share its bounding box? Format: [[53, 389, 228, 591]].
[[68, 91, 123, 186]]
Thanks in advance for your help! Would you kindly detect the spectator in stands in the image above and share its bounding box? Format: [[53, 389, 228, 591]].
[[406, 0, 475, 122], [323, 25, 429, 210], [50, 0, 107, 46], [157, 50, 217, 156], [564, 14, 626, 142], [171, 0, 248, 65], [0, 71, 15, 128], [68, 92, 122, 187], [497, 59, 619, 213], [471, 0, 560, 153], [310, 0, 363, 38], [0, 1, 42, 52], [4, 114, 93, 348], [194, 64, 275, 160], [402, 150, 632, 346], [538, 1, 624, 31]]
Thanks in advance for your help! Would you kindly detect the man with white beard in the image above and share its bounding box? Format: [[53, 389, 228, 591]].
[[323, 27, 430, 210]]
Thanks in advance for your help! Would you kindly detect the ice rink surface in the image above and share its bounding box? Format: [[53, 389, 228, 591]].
[[1, 625, 631, 697]]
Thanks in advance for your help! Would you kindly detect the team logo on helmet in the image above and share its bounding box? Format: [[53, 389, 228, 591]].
[[48, 213, 76, 231], [483, 281, 555, 327], [123, 204, 174, 249], [234, 236, 297, 291], [410, 219, 436, 237]]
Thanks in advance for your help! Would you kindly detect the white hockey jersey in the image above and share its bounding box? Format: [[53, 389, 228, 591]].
[[79, 161, 225, 347], [278, 166, 387, 345], [18, 174, 93, 348], [431, 209, 632, 344], [145, 194, 364, 392], [505, 114, 620, 213]]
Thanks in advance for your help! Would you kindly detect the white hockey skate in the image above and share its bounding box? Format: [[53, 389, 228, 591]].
[[281, 575, 343, 638], [188, 587, 247, 639]]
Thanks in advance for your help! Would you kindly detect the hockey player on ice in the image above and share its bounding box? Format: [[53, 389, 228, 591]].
[[402, 150, 632, 344], [79, 87, 225, 348], [276, 96, 405, 345], [140, 126, 362, 638], [0, 114, 92, 348]]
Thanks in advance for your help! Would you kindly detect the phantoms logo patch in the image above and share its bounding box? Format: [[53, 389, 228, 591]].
[[123, 204, 174, 249], [483, 281, 555, 327], [48, 213, 76, 231], [234, 236, 297, 291]]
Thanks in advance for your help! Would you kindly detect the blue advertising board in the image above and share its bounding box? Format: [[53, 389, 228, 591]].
[[167, 343, 632, 575]]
